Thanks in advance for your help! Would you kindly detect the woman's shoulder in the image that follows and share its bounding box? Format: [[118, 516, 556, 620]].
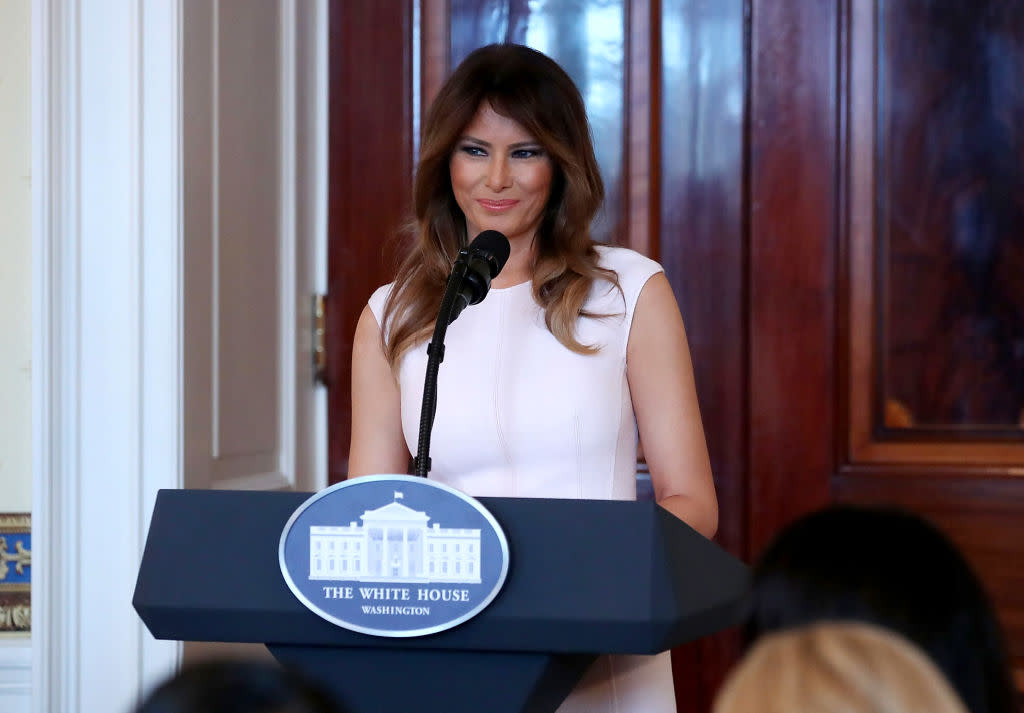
[[593, 244, 664, 289], [367, 282, 395, 323]]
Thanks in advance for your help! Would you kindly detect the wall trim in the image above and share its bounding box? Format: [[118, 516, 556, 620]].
[[32, 2, 184, 712], [277, 0, 329, 494], [294, 0, 329, 492], [32, 1, 326, 710], [32, 2, 82, 710], [0, 640, 31, 713], [279, 0, 300, 491]]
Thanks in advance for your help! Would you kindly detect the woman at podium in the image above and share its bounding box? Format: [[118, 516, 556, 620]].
[[348, 43, 718, 713]]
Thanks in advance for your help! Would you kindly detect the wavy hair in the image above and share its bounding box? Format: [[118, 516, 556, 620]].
[[381, 43, 615, 367]]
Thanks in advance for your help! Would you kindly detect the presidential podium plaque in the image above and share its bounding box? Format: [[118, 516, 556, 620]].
[[133, 488, 749, 713]]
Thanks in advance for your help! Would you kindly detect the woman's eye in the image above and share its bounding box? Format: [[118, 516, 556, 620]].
[[459, 145, 487, 157], [511, 148, 543, 159]]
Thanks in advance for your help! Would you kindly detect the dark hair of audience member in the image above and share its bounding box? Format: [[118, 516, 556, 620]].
[[133, 659, 342, 713], [743, 505, 1017, 713]]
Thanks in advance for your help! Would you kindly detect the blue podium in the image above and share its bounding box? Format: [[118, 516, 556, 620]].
[[133, 489, 748, 713]]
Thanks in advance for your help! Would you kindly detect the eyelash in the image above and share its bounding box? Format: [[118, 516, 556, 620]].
[[458, 145, 544, 159], [512, 148, 544, 159]]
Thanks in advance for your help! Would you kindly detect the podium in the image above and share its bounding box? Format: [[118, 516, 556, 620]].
[[133, 488, 749, 713]]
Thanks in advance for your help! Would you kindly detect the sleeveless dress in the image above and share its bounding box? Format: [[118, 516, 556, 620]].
[[368, 245, 677, 713]]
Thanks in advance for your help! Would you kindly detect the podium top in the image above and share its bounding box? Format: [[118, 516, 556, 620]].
[[133, 488, 748, 654]]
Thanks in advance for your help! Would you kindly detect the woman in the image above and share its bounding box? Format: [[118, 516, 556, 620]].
[[743, 505, 1017, 713], [714, 622, 971, 713], [349, 43, 718, 713]]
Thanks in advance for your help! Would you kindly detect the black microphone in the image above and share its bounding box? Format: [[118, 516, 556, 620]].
[[413, 230, 510, 477], [448, 230, 511, 323]]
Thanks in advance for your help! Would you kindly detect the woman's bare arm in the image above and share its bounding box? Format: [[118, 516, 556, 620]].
[[627, 273, 719, 538], [347, 304, 412, 477]]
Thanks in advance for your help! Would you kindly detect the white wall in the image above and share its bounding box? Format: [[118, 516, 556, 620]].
[[0, 0, 33, 514], [0, 4, 32, 712]]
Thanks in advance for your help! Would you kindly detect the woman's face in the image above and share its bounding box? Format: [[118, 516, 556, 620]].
[[449, 102, 554, 247]]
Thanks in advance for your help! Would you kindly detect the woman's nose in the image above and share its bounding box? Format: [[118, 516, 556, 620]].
[[485, 156, 511, 190]]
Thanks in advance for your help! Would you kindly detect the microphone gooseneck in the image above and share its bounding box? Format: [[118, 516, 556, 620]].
[[414, 231, 511, 477]]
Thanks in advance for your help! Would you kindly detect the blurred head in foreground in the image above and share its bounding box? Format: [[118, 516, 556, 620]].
[[133, 658, 343, 713], [715, 623, 969, 713], [743, 505, 1016, 713]]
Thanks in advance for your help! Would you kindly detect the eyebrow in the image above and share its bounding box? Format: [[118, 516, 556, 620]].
[[459, 135, 542, 150]]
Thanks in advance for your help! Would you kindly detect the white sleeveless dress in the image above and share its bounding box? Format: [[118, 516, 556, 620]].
[[368, 245, 677, 713]]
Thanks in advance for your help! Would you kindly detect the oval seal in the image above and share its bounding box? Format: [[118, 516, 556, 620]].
[[279, 474, 510, 637]]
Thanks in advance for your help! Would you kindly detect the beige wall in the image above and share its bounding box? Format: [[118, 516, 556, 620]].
[[0, 0, 32, 513]]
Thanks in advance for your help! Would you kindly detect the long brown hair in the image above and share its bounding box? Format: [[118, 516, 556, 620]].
[[381, 43, 616, 367]]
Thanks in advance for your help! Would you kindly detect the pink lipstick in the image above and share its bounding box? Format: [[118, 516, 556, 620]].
[[478, 199, 519, 211]]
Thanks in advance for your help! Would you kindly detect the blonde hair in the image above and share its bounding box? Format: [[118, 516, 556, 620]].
[[713, 623, 970, 713]]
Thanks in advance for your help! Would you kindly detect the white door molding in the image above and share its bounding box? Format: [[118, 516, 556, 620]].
[[32, 1, 185, 712], [32, 1, 327, 710]]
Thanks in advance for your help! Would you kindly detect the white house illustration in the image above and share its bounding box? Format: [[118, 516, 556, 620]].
[[309, 493, 482, 583]]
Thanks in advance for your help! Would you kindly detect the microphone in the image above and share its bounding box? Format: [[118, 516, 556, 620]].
[[448, 230, 511, 323], [413, 230, 510, 477]]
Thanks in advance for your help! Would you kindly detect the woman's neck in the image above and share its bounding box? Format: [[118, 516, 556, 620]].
[[490, 236, 535, 288]]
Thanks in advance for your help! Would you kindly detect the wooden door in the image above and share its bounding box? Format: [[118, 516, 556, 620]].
[[747, 0, 1024, 698], [326, 0, 1024, 709]]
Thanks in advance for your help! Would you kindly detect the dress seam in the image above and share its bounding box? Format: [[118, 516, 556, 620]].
[[612, 357, 628, 499], [574, 414, 583, 499], [493, 294, 516, 494]]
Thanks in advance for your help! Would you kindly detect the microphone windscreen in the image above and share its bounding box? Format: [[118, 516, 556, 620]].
[[469, 230, 511, 275]]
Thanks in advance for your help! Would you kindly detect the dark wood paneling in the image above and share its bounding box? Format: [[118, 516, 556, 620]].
[[659, 2, 747, 709], [834, 468, 1024, 666], [660, 0, 747, 562], [877, 2, 1024, 430], [624, 0, 654, 256], [327, 1, 415, 483], [838, 0, 1024, 689], [747, 0, 839, 553], [326, 0, 1024, 707]]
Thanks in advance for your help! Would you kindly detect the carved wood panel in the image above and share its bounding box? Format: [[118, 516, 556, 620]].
[[841, 0, 1024, 681], [746, 0, 1024, 689], [875, 1, 1024, 433]]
